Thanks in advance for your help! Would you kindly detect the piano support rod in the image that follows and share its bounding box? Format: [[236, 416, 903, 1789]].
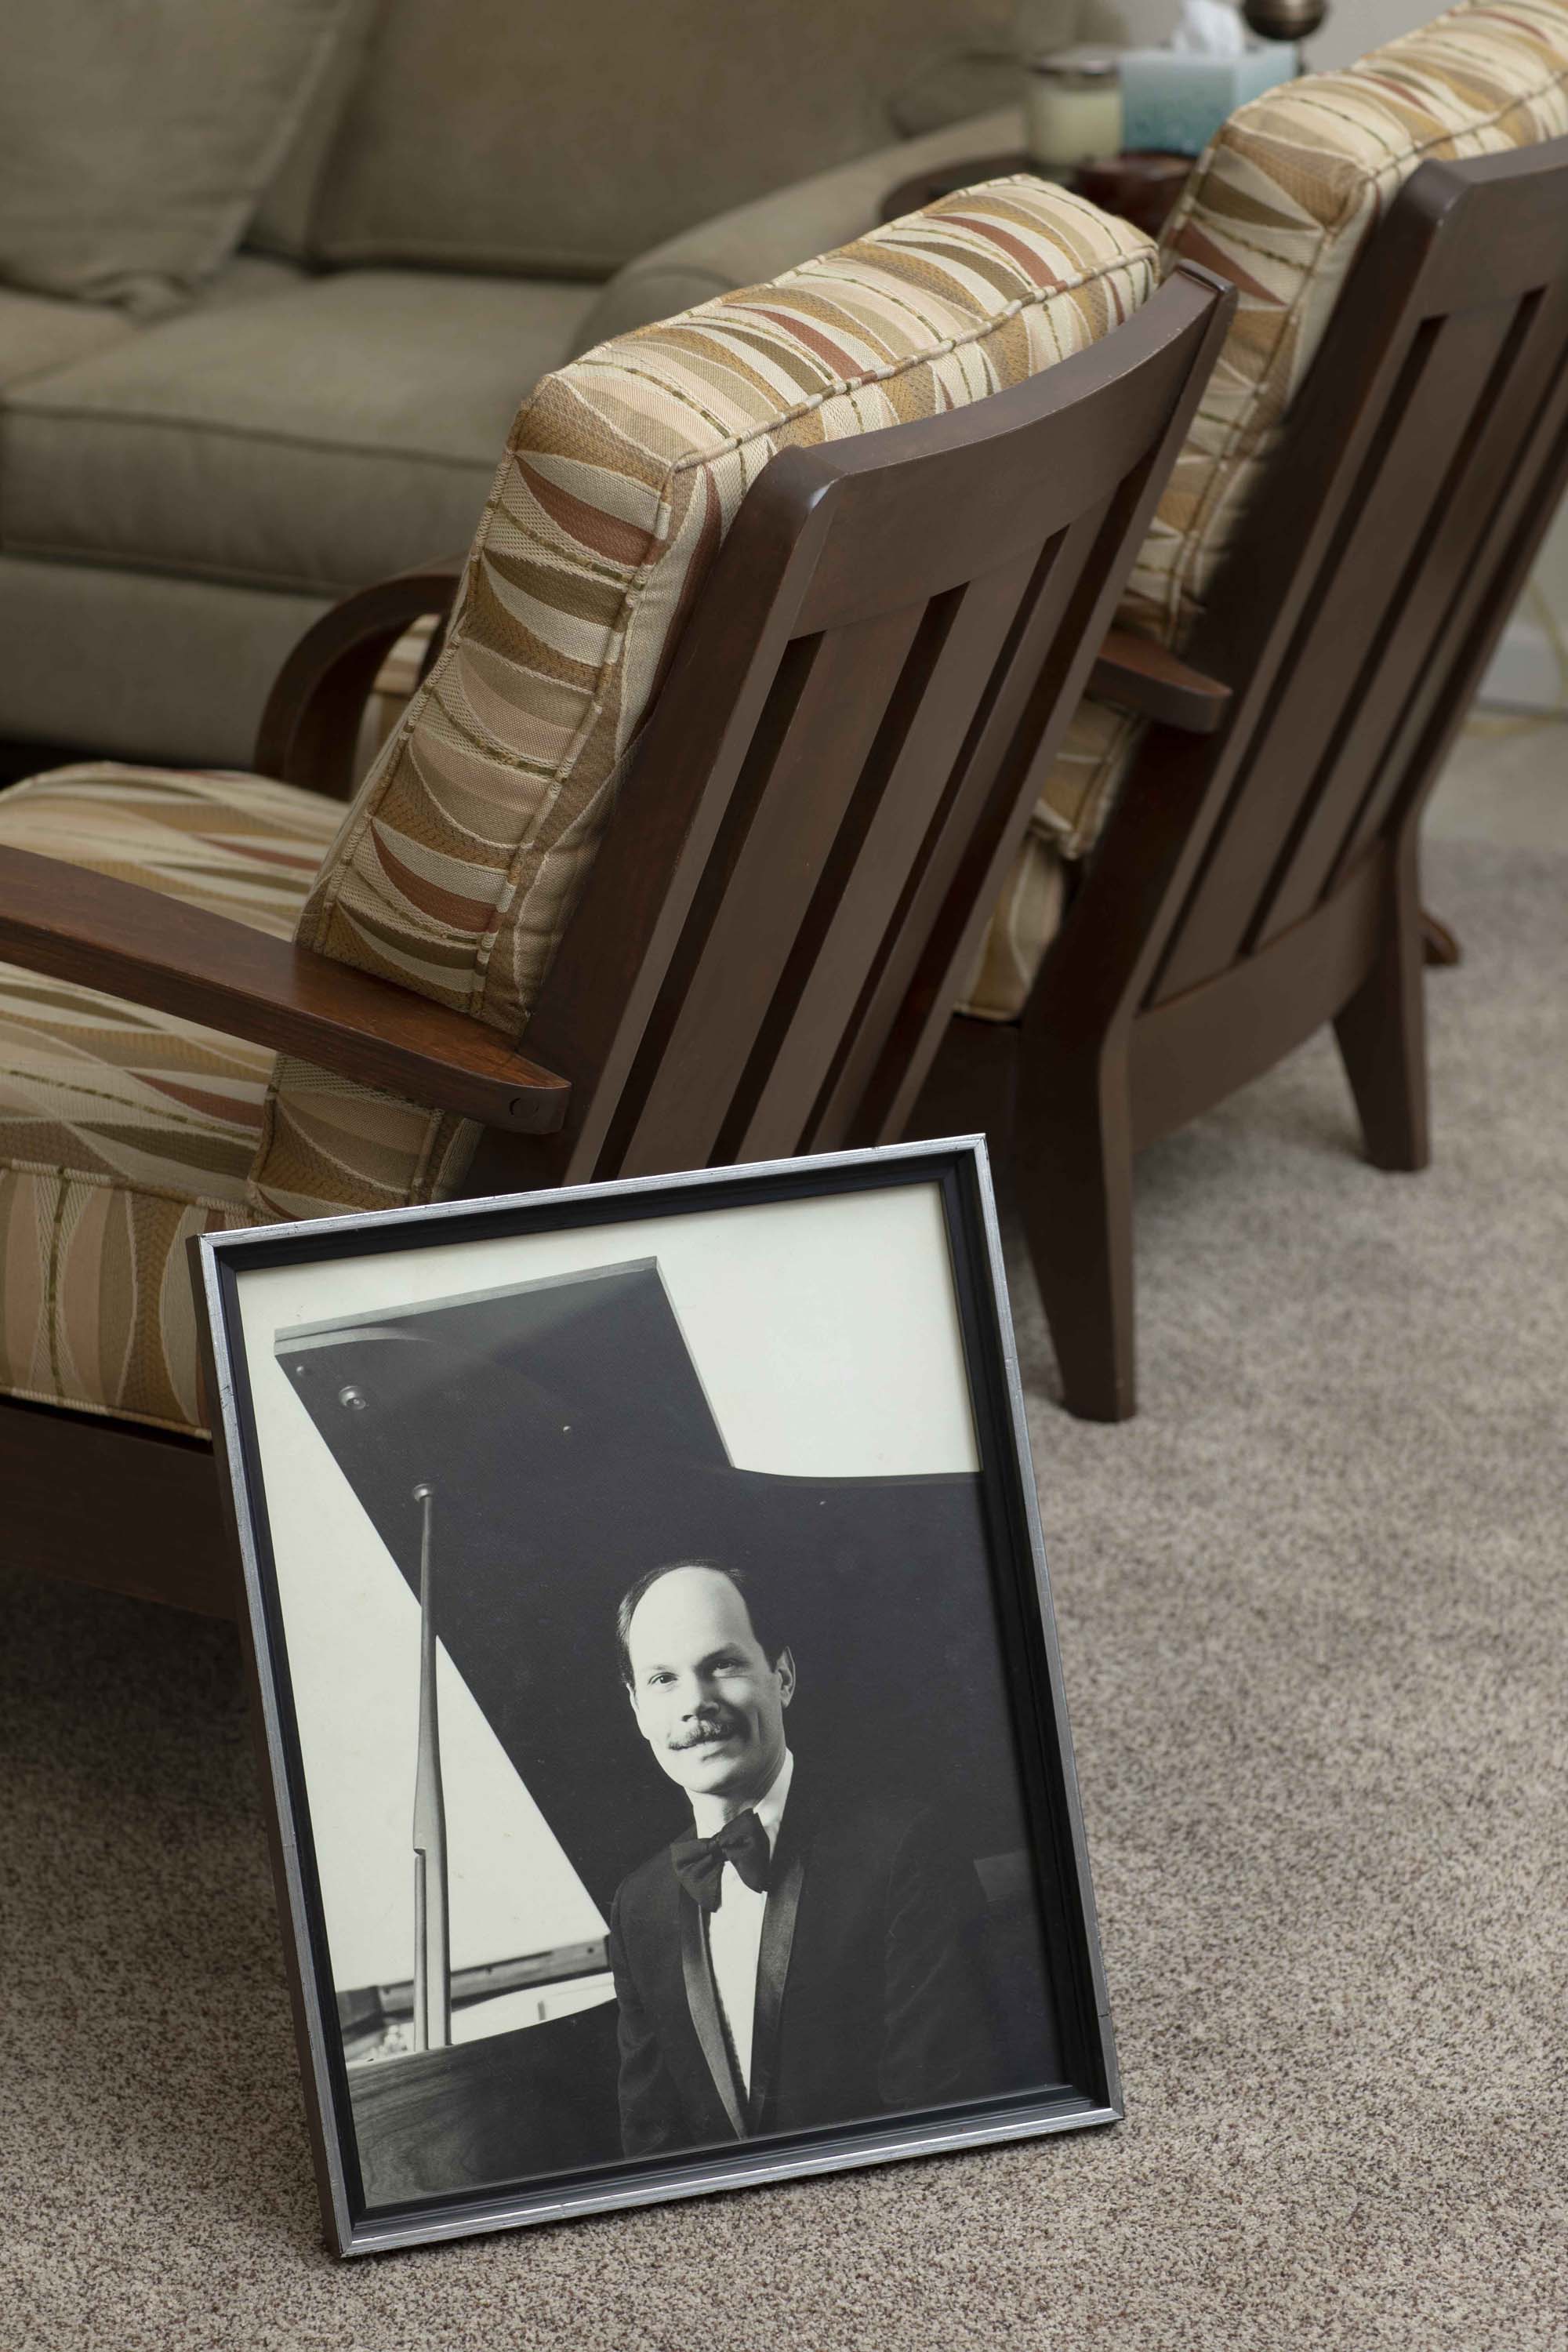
[[410, 1480, 451, 2053]]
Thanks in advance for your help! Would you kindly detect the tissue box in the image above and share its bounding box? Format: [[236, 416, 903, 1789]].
[[1120, 43, 1298, 157]]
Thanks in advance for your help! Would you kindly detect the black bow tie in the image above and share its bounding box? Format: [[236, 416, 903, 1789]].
[[671, 1809, 771, 1910]]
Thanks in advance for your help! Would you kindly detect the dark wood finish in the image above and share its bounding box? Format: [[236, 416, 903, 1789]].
[[0, 1396, 231, 1614], [1, 267, 1230, 1613], [1007, 137, 1568, 1418], [466, 264, 1232, 1200], [1089, 627, 1231, 732], [254, 560, 462, 798], [1074, 152, 1193, 240], [880, 151, 1034, 223], [881, 151, 1192, 242], [0, 847, 570, 1133]]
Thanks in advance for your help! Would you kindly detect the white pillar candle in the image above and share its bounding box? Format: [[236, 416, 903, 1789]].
[[1024, 54, 1125, 172]]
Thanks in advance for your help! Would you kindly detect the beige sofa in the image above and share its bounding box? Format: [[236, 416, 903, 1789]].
[[0, 0, 1052, 771]]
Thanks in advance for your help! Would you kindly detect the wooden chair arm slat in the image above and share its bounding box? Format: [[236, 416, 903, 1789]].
[[1088, 628, 1232, 734], [0, 848, 568, 1134], [254, 559, 465, 797]]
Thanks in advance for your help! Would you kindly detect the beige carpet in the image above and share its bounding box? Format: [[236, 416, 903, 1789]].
[[2, 836, 1564, 2351]]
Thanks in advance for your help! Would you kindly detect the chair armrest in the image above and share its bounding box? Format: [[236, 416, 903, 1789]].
[[568, 106, 1022, 350], [255, 559, 464, 799], [0, 848, 568, 1135], [1087, 629, 1232, 735]]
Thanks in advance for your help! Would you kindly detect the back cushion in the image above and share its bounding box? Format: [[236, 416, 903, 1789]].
[[1026, 0, 1568, 882], [0, 0, 350, 317], [248, 177, 1157, 1217], [1133, 0, 1568, 655], [307, 0, 1018, 278], [248, 0, 379, 260]]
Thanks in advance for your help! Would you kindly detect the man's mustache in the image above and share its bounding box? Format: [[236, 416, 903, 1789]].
[[668, 1711, 742, 1751]]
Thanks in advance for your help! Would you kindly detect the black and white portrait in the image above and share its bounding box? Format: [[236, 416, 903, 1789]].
[[210, 1151, 1115, 2250]]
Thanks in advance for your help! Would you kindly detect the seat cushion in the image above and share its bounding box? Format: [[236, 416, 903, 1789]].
[[0, 555, 330, 771], [0, 764, 343, 1432], [961, 0, 1568, 1023], [0, 289, 136, 394], [246, 177, 1158, 1220], [1, 272, 601, 595]]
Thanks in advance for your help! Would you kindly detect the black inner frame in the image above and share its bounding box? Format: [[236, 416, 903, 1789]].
[[202, 1139, 1120, 2255]]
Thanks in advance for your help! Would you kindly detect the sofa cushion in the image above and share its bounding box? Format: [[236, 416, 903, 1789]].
[[0, 290, 136, 394], [2, 272, 601, 596], [307, 0, 1016, 279], [960, 0, 1568, 1022], [0, 764, 346, 1432], [0, 0, 351, 318], [246, 177, 1158, 1218], [0, 557, 329, 771]]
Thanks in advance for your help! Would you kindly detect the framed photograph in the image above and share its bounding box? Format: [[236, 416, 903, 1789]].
[[194, 1138, 1120, 2256]]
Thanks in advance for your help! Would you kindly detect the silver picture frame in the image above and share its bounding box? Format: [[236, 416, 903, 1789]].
[[193, 1137, 1120, 2256]]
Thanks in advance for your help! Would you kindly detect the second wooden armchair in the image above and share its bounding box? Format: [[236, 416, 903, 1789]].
[[0, 180, 1230, 1614], [951, 2, 1568, 1420]]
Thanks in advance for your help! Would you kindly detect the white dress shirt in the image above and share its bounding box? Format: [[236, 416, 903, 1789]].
[[698, 1748, 793, 2096]]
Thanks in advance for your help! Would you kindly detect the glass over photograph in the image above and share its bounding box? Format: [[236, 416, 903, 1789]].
[[203, 1146, 1116, 2252]]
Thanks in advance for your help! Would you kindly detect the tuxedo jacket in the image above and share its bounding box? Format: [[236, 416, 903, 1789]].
[[607, 1774, 994, 2157]]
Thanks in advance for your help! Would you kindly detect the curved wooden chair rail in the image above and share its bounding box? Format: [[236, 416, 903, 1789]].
[[254, 560, 463, 797]]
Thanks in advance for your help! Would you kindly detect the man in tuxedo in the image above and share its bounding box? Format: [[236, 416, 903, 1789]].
[[607, 1559, 994, 2158]]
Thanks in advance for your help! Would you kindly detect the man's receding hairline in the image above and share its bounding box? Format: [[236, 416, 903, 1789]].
[[624, 1563, 752, 1649], [615, 1557, 784, 1686]]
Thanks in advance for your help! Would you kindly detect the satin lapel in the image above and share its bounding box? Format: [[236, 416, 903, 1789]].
[[678, 1894, 745, 2140], [746, 1842, 805, 2132]]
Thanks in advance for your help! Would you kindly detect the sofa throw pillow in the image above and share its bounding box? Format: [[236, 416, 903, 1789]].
[[0, 0, 351, 317]]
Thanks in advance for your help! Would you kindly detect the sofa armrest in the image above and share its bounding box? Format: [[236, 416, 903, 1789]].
[[0, 847, 568, 1134], [568, 106, 1024, 353]]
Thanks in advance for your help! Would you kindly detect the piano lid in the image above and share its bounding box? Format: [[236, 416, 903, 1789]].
[[275, 1259, 1034, 1915]]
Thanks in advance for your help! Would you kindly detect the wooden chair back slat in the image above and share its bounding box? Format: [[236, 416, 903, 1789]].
[[1328, 299, 1568, 894], [610, 597, 934, 1176], [830, 494, 1133, 1150], [1162, 299, 1519, 988], [473, 266, 1231, 1198], [1253, 283, 1568, 946], [724, 543, 1053, 1167], [1146, 137, 1568, 1010]]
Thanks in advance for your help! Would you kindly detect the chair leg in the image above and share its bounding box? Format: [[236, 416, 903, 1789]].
[[1015, 1039, 1138, 1421], [1335, 866, 1431, 1174]]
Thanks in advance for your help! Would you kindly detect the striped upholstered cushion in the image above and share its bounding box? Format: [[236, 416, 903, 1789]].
[[966, 0, 1568, 1022], [246, 176, 1160, 1218], [0, 765, 342, 1430]]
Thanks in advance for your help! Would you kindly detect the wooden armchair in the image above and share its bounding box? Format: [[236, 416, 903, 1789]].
[[936, 5, 1568, 1420], [0, 181, 1229, 1615]]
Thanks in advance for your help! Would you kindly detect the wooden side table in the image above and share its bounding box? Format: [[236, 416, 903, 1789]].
[[880, 151, 1192, 240]]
